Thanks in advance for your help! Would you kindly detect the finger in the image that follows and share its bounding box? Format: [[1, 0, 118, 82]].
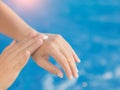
[[60, 48, 78, 78], [7, 50, 30, 87], [8, 35, 43, 59], [72, 49, 81, 63], [2, 40, 16, 54], [6, 40, 16, 49], [15, 34, 46, 54], [61, 38, 81, 63], [13, 51, 30, 71], [45, 34, 80, 63], [13, 35, 42, 53], [4, 31, 41, 55], [36, 58, 63, 78], [49, 47, 73, 80], [55, 38, 78, 78], [23, 39, 43, 54]]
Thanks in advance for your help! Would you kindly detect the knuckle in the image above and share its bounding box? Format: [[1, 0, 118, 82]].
[[51, 37, 58, 43], [51, 34, 62, 43], [48, 41, 55, 48], [68, 58, 74, 65], [62, 60, 68, 67]]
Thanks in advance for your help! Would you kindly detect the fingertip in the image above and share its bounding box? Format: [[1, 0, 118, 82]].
[[72, 50, 81, 63], [57, 72, 63, 78], [25, 51, 30, 59], [36, 39, 43, 45], [77, 59, 81, 63], [74, 55, 81, 63], [76, 68, 79, 73], [12, 40, 17, 43], [38, 33, 45, 38], [74, 73, 79, 78], [10, 40, 17, 46], [26, 51, 30, 55], [23, 51, 30, 63], [69, 75, 73, 80]]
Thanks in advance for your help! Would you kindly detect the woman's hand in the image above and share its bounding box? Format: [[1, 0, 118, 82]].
[[0, 33, 43, 89], [32, 33, 80, 80]]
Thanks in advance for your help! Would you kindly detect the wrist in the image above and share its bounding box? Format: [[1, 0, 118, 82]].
[[20, 27, 39, 41]]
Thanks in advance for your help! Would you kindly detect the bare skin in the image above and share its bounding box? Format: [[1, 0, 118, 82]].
[[0, 0, 80, 81]]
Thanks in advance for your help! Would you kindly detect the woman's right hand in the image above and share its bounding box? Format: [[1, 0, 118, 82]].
[[0, 33, 44, 90]]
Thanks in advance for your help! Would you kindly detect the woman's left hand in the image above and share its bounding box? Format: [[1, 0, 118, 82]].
[[32, 33, 80, 80]]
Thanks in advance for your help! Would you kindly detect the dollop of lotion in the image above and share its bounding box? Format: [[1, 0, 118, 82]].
[[43, 35, 48, 40]]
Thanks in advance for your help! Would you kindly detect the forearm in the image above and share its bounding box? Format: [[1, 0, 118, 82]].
[[0, 1, 37, 41]]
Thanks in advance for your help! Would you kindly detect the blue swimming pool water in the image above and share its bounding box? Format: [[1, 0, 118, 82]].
[[0, 0, 120, 90]]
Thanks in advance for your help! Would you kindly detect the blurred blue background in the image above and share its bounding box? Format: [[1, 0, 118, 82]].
[[0, 0, 120, 90]]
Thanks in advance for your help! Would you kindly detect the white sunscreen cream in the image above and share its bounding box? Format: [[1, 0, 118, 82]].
[[43, 35, 48, 40]]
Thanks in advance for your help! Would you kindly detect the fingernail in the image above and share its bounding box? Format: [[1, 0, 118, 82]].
[[43, 35, 48, 40], [75, 73, 79, 78], [57, 72, 63, 78], [76, 68, 79, 73], [10, 40, 17, 46], [69, 75, 73, 80], [78, 59, 81, 63], [37, 39, 43, 44]]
